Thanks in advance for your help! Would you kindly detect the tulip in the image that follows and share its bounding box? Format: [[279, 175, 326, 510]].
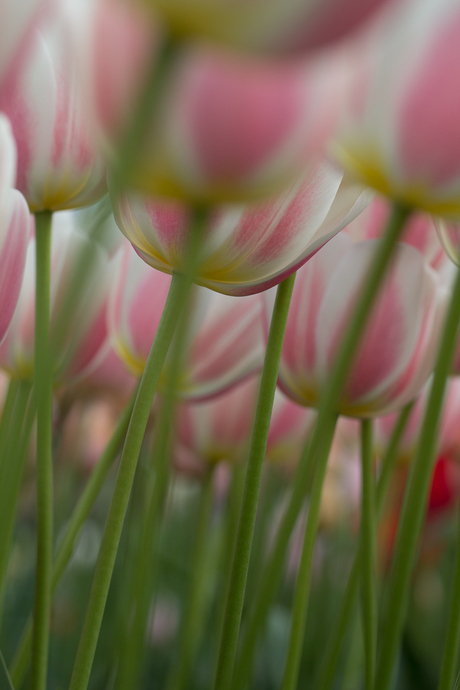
[[112, 159, 371, 296], [109, 241, 265, 399], [0, 114, 31, 344], [333, 0, 460, 220], [174, 376, 259, 468], [81, 0, 358, 203], [0, 0, 49, 87], [0, 211, 111, 383], [0, 0, 106, 212], [277, 232, 447, 417], [150, 0, 391, 55], [266, 389, 315, 470]]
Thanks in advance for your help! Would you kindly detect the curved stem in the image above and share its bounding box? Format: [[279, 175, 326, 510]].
[[166, 470, 215, 690], [438, 503, 460, 690], [313, 403, 413, 690], [69, 208, 207, 690], [360, 419, 377, 690], [31, 210, 53, 690], [280, 413, 338, 690], [213, 272, 296, 690], [376, 263, 460, 690]]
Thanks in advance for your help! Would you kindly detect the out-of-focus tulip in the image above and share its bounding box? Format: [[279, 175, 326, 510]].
[[277, 232, 447, 417], [174, 376, 259, 468], [333, 0, 460, 220], [0, 0, 106, 212], [0, 211, 111, 384], [265, 389, 315, 471], [376, 378, 460, 461], [0, 0, 49, 87], [109, 241, 265, 399], [65, 347, 137, 405], [112, 160, 371, 296], [0, 115, 31, 344], [82, 0, 357, 203], [150, 0, 392, 55]]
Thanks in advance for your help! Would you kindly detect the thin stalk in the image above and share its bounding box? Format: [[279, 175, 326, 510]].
[[69, 208, 207, 690], [9, 390, 136, 688], [376, 263, 460, 690], [31, 210, 53, 690], [280, 413, 338, 690], [114, 284, 193, 690], [166, 469, 215, 690], [0, 379, 20, 471], [438, 503, 460, 690], [233, 433, 317, 689], [313, 403, 413, 690], [213, 272, 296, 690], [360, 419, 377, 690], [0, 383, 34, 611]]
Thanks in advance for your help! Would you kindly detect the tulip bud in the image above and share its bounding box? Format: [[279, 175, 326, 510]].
[[0, 115, 31, 344], [277, 232, 447, 417], [0, 0, 106, 212], [0, 211, 111, 383], [333, 0, 460, 220], [112, 160, 371, 295], [109, 241, 265, 399]]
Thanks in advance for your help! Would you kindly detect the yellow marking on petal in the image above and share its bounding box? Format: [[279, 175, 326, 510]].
[[112, 336, 147, 378]]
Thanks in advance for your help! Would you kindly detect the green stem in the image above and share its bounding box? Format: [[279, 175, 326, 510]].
[[360, 419, 377, 690], [438, 503, 460, 690], [213, 272, 296, 690], [31, 210, 53, 690], [9, 390, 136, 688], [280, 413, 338, 690], [375, 263, 460, 690], [166, 470, 215, 690], [0, 383, 34, 612], [233, 433, 317, 689], [69, 208, 207, 690], [313, 403, 413, 690], [0, 379, 20, 471]]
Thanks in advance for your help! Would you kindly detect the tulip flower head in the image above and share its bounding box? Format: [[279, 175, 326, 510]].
[[0, 0, 106, 212], [0, 114, 31, 344], [265, 389, 316, 471], [0, 211, 111, 383], [334, 0, 460, 220], [0, 0, 49, 87], [112, 159, 371, 296], [109, 241, 265, 399], [277, 231, 447, 417]]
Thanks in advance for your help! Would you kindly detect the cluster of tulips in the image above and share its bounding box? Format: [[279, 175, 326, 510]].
[[1, 0, 460, 688]]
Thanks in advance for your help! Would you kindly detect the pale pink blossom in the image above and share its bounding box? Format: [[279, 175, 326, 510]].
[[0, 211, 111, 383], [0, 0, 50, 87], [112, 159, 371, 296], [333, 0, 460, 220], [0, 0, 106, 212], [151, 0, 393, 55], [0, 114, 31, 344], [109, 241, 265, 399], [276, 232, 447, 417]]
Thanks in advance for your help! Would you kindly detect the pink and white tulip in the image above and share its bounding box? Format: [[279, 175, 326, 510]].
[[82, 1, 357, 203], [151, 0, 392, 55], [0, 0, 50, 87], [265, 389, 316, 470], [112, 159, 371, 296], [277, 232, 447, 417], [0, 115, 31, 344], [109, 241, 265, 399], [0, 0, 106, 212], [333, 0, 460, 220], [0, 211, 111, 383]]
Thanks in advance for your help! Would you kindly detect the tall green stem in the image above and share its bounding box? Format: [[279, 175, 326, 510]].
[[0, 379, 20, 471], [213, 272, 296, 690], [360, 419, 377, 690], [10, 391, 136, 688], [69, 209, 206, 690], [438, 503, 460, 690], [280, 413, 338, 690], [31, 210, 53, 690], [376, 264, 460, 690], [166, 470, 215, 690], [313, 403, 413, 690]]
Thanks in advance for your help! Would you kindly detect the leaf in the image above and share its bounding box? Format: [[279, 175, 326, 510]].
[[0, 650, 14, 690]]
